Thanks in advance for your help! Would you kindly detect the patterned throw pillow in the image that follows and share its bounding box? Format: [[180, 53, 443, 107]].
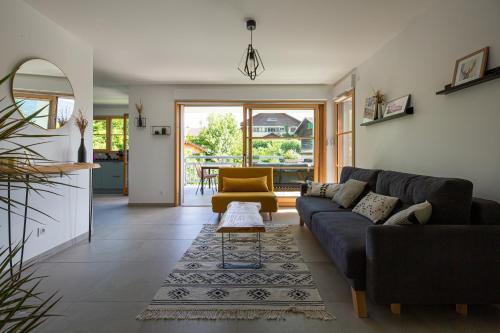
[[352, 191, 399, 224], [306, 182, 341, 198], [332, 179, 367, 208], [384, 201, 432, 225]]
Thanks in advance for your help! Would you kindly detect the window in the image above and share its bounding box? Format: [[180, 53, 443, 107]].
[[334, 90, 355, 181], [92, 116, 128, 152], [93, 119, 108, 150], [246, 107, 320, 196]]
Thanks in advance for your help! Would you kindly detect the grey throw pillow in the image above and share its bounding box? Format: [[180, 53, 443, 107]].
[[352, 191, 399, 224], [333, 179, 367, 208], [306, 182, 341, 198], [384, 201, 433, 225]]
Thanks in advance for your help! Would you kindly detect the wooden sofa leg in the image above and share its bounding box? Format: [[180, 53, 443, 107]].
[[351, 288, 368, 318], [390, 303, 401, 315], [299, 218, 305, 226], [456, 304, 468, 316]]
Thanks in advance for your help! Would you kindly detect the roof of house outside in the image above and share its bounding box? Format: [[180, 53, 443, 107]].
[[251, 113, 301, 127]]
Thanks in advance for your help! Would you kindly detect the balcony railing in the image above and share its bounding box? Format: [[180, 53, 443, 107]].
[[184, 155, 314, 191]]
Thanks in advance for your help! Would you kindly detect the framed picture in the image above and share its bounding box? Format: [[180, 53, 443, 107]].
[[363, 96, 376, 121], [452, 47, 488, 87], [383, 95, 411, 118]]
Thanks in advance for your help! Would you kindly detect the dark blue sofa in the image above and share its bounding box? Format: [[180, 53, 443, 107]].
[[296, 166, 500, 317]]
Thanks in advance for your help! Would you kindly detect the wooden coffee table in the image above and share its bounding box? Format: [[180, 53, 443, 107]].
[[216, 202, 266, 269]]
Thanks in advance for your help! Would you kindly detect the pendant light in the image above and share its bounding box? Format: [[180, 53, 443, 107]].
[[238, 19, 265, 80]]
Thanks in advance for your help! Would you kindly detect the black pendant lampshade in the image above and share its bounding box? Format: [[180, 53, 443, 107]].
[[238, 19, 265, 80]]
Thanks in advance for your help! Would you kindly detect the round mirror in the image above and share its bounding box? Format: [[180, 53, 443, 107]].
[[12, 59, 75, 130]]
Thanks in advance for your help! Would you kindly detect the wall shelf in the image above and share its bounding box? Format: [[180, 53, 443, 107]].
[[360, 107, 413, 127], [436, 66, 500, 95], [151, 125, 171, 136]]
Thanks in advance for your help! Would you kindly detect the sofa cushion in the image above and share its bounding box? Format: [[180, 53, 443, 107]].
[[471, 197, 500, 225], [384, 201, 432, 225], [333, 179, 367, 208], [311, 212, 372, 281], [339, 166, 381, 192], [305, 182, 341, 198], [375, 170, 473, 225], [295, 196, 348, 227], [353, 191, 399, 224]]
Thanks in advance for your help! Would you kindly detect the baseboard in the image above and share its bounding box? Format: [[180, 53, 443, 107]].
[[128, 202, 175, 207], [25, 232, 89, 265]]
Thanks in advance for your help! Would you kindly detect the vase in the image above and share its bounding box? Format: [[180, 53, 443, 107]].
[[377, 103, 385, 119], [78, 138, 86, 163], [138, 115, 143, 127]]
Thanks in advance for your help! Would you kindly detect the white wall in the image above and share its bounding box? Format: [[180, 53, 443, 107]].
[[0, 0, 93, 260], [94, 104, 128, 117], [128, 85, 333, 204], [333, 0, 500, 201]]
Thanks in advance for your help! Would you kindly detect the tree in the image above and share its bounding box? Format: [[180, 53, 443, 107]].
[[188, 113, 243, 156]]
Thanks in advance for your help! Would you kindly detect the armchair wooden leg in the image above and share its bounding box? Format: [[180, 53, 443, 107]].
[[351, 288, 368, 318], [268, 212, 272, 221], [390, 303, 401, 315], [456, 304, 468, 316], [218, 213, 222, 222], [299, 218, 305, 226]]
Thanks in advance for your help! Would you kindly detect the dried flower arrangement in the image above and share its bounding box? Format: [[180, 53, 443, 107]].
[[135, 100, 145, 127], [135, 100, 144, 115], [74, 109, 88, 138], [372, 89, 386, 104]]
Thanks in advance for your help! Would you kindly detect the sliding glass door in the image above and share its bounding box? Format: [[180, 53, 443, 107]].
[[244, 104, 324, 199]]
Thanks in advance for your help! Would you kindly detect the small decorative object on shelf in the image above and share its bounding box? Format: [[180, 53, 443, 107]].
[[374, 90, 386, 120], [135, 99, 146, 127], [363, 96, 377, 121], [74, 109, 88, 162], [151, 126, 171, 136], [383, 95, 411, 119], [364, 90, 386, 121], [452, 47, 489, 87], [361, 94, 413, 127]]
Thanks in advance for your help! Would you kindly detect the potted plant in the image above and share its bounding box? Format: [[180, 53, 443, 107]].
[[0, 73, 67, 331]]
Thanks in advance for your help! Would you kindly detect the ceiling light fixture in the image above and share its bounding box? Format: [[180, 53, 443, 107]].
[[238, 19, 265, 80]]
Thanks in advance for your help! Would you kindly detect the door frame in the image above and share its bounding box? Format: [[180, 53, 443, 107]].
[[333, 89, 355, 182], [174, 100, 327, 207]]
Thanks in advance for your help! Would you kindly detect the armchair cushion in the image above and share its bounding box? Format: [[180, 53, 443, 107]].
[[222, 176, 269, 192]]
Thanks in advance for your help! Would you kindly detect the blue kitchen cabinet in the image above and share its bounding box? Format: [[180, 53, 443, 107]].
[[93, 161, 123, 194]]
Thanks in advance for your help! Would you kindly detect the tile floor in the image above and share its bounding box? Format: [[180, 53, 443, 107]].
[[33, 196, 500, 332]]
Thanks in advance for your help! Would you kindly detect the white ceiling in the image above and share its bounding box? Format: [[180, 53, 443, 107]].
[[25, 0, 435, 85]]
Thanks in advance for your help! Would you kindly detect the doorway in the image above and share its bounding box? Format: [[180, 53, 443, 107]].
[[175, 102, 326, 207]]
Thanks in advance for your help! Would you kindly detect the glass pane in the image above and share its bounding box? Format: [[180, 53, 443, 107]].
[[337, 133, 353, 168], [250, 109, 314, 138], [92, 119, 107, 150], [337, 97, 352, 132], [111, 118, 124, 151], [15, 98, 50, 128], [56, 97, 75, 128]]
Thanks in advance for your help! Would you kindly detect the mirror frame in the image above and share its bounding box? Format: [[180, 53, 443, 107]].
[[11, 58, 75, 131]]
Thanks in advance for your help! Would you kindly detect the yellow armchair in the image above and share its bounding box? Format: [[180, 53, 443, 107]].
[[211, 167, 278, 218]]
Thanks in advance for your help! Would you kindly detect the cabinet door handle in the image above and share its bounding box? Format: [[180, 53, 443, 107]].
[[112, 176, 120, 178]]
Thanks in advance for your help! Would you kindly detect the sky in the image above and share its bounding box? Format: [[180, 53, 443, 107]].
[[183, 106, 313, 130]]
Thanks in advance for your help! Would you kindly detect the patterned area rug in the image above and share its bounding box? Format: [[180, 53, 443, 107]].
[[137, 224, 334, 320]]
